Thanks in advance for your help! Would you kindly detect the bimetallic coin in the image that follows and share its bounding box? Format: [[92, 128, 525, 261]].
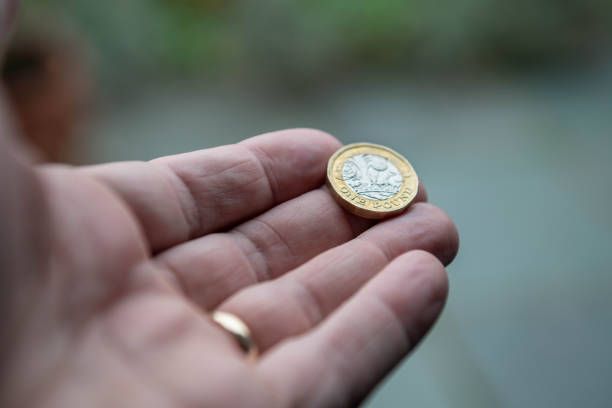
[[327, 143, 419, 219]]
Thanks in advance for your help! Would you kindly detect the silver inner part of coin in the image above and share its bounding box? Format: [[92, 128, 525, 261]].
[[342, 154, 403, 200]]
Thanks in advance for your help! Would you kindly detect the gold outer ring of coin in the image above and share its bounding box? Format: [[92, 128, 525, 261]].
[[212, 311, 258, 361], [326, 143, 419, 220]]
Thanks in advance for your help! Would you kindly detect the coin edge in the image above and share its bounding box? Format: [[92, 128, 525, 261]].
[[326, 143, 419, 219]]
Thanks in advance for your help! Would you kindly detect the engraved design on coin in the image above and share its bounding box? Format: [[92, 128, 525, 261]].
[[342, 154, 403, 200]]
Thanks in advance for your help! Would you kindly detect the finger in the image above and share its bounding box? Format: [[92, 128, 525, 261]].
[[258, 250, 448, 407], [218, 202, 458, 351], [80, 129, 341, 252], [155, 182, 428, 311]]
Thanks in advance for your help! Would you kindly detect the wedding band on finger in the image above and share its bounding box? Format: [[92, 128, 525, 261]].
[[212, 311, 258, 361]]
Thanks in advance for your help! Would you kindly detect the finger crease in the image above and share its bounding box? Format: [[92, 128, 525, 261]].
[[242, 143, 279, 204], [355, 237, 393, 265], [155, 258, 190, 297], [368, 294, 412, 351], [291, 277, 326, 329], [148, 161, 200, 240], [249, 218, 296, 270], [231, 228, 272, 283]]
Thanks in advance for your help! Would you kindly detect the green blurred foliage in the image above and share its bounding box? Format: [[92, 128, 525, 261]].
[[20, 0, 612, 88]]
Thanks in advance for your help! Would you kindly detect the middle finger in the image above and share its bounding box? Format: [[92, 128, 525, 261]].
[[155, 184, 427, 310], [218, 201, 458, 352]]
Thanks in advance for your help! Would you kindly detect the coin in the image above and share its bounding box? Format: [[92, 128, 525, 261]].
[[326, 143, 419, 219]]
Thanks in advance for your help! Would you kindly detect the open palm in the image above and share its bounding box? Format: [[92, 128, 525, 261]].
[[2, 129, 458, 407]]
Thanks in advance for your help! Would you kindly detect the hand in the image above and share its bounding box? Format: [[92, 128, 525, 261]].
[[1, 128, 458, 407]]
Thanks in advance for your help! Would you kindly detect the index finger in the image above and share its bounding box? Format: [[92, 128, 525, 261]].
[[81, 129, 341, 252]]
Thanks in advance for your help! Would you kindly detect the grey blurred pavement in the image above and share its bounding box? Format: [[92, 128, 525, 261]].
[[79, 63, 612, 408]]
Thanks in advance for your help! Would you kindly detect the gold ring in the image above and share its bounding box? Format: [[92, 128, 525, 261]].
[[212, 311, 258, 361]]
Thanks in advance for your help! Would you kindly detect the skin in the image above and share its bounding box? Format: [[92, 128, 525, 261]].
[[0, 3, 459, 407]]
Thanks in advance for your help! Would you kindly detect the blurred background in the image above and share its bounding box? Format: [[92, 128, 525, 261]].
[[3, 1, 612, 406]]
